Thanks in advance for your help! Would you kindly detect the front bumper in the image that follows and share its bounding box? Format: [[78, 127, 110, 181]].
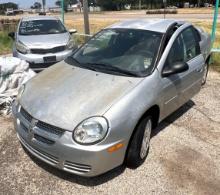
[[13, 48, 73, 71], [12, 102, 125, 177]]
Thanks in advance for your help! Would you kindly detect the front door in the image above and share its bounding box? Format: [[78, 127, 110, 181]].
[[160, 26, 205, 119]]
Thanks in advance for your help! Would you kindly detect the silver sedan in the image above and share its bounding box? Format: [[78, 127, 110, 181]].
[[9, 16, 77, 72], [12, 19, 211, 177]]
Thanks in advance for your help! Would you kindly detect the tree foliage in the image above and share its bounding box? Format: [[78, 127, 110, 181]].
[[0, 2, 18, 14], [95, 0, 214, 10], [30, 2, 42, 9]]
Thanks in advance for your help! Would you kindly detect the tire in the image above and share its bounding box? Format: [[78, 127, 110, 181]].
[[125, 116, 152, 168], [202, 63, 209, 86]]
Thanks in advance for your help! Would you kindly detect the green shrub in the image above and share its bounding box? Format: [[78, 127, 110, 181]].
[[146, 9, 177, 14], [212, 53, 220, 72], [0, 31, 12, 54]]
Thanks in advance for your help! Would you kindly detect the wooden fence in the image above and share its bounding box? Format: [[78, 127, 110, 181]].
[[0, 19, 19, 32]]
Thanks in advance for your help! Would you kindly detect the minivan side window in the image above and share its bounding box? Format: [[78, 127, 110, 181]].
[[182, 27, 201, 61]]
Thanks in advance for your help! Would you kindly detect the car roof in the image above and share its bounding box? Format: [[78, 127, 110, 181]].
[[106, 19, 184, 33], [21, 16, 60, 22]]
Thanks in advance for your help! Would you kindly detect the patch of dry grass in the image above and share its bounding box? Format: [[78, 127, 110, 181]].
[[178, 8, 215, 14], [65, 18, 118, 34]]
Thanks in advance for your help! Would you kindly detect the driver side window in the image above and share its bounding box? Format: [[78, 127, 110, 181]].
[[165, 35, 184, 68]]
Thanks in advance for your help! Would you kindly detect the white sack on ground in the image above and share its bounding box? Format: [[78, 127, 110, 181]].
[[0, 57, 36, 115]]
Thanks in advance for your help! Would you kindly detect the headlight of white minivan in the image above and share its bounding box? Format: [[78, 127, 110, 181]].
[[16, 41, 30, 54], [73, 117, 108, 145], [66, 38, 74, 50]]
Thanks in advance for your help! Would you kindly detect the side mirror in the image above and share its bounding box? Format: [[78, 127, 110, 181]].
[[162, 62, 189, 77], [69, 29, 77, 34], [8, 32, 15, 40]]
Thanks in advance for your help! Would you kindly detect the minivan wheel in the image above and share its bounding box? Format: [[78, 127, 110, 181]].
[[125, 116, 152, 168], [202, 63, 209, 85]]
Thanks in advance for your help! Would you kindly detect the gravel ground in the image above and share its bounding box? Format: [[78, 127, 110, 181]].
[[0, 70, 220, 195]]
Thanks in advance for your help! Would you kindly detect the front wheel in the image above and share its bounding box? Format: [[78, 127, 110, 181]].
[[125, 116, 152, 168]]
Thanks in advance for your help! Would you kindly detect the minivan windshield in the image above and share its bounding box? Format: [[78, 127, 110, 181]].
[[70, 29, 162, 77], [19, 19, 67, 35]]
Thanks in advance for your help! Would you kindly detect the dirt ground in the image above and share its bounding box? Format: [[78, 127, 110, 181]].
[[0, 70, 220, 195]]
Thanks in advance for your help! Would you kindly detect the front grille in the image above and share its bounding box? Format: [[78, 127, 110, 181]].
[[19, 135, 59, 165], [64, 161, 91, 173], [31, 46, 66, 54], [36, 121, 65, 136], [34, 134, 55, 145], [20, 107, 32, 122], [20, 121, 28, 132], [19, 106, 65, 136]]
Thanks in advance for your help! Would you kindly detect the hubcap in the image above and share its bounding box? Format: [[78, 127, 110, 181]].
[[202, 64, 208, 84], [140, 119, 152, 159]]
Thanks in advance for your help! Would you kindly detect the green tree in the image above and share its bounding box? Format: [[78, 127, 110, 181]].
[[30, 2, 42, 9], [96, 0, 136, 10], [0, 2, 18, 14]]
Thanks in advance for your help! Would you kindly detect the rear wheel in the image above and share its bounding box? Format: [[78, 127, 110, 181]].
[[125, 116, 152, 168]]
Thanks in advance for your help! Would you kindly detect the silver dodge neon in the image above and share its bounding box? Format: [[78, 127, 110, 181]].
[[12, 19, 211, 177]]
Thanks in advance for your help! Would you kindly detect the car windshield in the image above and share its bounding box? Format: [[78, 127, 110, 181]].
[[70, 29, 162, 77], [19, 19, 67, 35]]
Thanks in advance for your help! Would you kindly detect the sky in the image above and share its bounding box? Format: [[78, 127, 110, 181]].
[[0, 0, 56, 8]]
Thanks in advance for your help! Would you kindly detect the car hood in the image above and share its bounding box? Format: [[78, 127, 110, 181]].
[[20, 62, 143, 131], [18, 32, 70, 48]]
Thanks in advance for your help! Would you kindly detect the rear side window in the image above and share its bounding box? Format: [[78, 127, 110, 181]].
[[182, 27, 201, 61]]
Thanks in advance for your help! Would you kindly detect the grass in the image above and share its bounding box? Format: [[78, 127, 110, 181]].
[[65, 18, 118, 34], [211, 53, 220, 71], [0, 31, 13, 54]]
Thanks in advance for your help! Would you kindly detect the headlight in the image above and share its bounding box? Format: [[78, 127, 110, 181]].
[[73, 117, 108, 145], [16, 41, 30, 54], [17, 84, 25, 100], [66, 38, 74, 50]]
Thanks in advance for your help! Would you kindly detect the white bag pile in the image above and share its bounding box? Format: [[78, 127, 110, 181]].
[[0, 57, 36, 115]]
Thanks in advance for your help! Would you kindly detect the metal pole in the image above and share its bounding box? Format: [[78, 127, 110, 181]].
[[61, 0, 64, 24], [211, 0, 219, 45], [139, 0, 142, 10], [163, 0, 167, 19], [83, 0, 90, 35]]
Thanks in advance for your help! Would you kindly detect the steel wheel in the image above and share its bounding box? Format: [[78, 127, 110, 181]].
[[140, 119, 152, 159]]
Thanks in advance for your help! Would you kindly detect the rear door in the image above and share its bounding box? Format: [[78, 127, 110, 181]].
[[179, 27, 205, 104]]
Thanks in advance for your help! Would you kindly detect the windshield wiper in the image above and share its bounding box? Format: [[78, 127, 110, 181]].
[[83, 62, 139, 77], [66, 57, 98, 71]]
